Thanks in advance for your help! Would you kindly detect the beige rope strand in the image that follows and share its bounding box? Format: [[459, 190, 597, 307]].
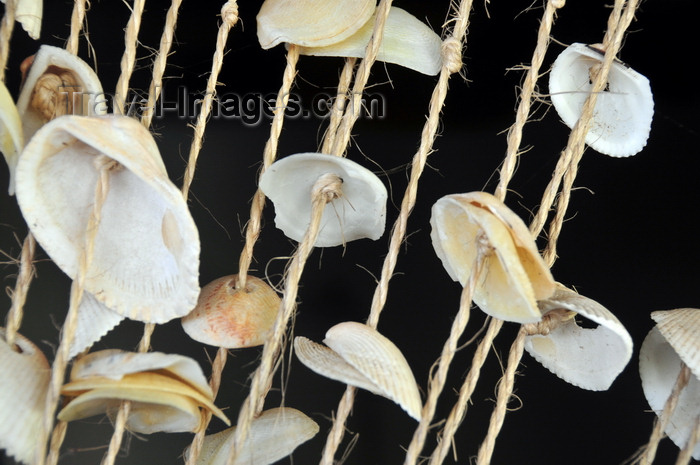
[[101, 401, 132, 465], [675, 414, 700, 465], [112, 0, 145, 116], [3, 233, 35, 349], [66, 0, 88, 56], [45, 420, 68, 465], [0, 0, 16, 82], [320, 57, 357, 154]]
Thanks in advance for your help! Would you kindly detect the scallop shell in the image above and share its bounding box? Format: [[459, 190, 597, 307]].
[[549, 43, 654, 157], [294, 321, 422, 420], [651, 308, 700, 379], [259, 153, 388, 248], [0, 328, 50, 465], [523, 284, 633, 390], [430, 191, 555, 323], [297, 7, 442, 76], [640, 326, 700, 460], [0, 0, 42, 39], [188, 407, 319, 465], [15, 115, 200, 323], [0, 80, 24, 194], [69, 290, 126, 359], [257, 0, 375, 49], [182, 274, 281, 349]]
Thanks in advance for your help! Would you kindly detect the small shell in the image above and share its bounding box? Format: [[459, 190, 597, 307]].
[[70, 290, 125, 359], [297, 7, 442, 76], [188, 407, 319, 465], [0, 0, 42, 39], [549, 43, 654, 157], [257, 0, 375, 49], [523, 284, 633, 390], [430, 191, 555, 323], [651, 308, 700, 379], [0, 80, 24, 195], [0, 328, 50, 465], [294, 321, 422, 420], [182, 274, 281, 349], [259, 153, 388, 247]]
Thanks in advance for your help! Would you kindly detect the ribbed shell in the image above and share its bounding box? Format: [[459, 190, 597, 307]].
[[651, 308, 700, 379], [0, 80, 24, 195], [70, 291, 125, 359]]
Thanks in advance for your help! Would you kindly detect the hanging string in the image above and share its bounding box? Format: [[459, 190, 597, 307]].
[[0, 0, 16, 82], [66, 0, 88, 56], [675, 414, 700, 465], [320, 57, 357, 154], [112, 0, 145, 116]]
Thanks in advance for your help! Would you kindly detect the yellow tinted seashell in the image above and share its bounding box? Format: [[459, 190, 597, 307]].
[[0, 0, 42, 39], [0, 81, 24, 195]]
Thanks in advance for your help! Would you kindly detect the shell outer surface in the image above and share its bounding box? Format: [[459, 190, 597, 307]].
[[651, 308, 700, 379]]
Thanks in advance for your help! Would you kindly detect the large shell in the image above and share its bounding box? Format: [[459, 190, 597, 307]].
[[182, 274, 281, 349], [0, 80, 24, 194], [549, 43, 654, 157], [0, 0, 42, 39], [297, 7, 442, 76], [257, 0, 375, 49], [294, 321, 422, 420], [523, 284, 633, 390], [259, 153, 388, 247], [188, 407, 319, 465], [430, 191, 555, 323], [15, 115, 200, 323], [651, 308, 700, 379], [0, 328, 50, 465]]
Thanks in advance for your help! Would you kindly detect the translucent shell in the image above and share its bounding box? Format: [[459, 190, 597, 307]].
[[294, 321, 422, 420], [0, 328, 50, 464], [297, 7, 442, 76], [549, 43, 654, 157], [430, 191, 555, 323], [523, 284, 633, 390], [0, 80, 24, 194], [15, 115, 200, 324], [257, 0, 375, 49], [0, 0, 42, 39], [188, 407, 319, 465], [259, 153, 388, 247], [182, 274, 281, 349]]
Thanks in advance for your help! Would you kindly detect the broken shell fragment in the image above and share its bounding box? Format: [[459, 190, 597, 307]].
[[0, 0, 42, 39], [549, 43, 654, 157], [257, 0, 375, 49], [523, 284, 633, 390], [294, 321, 422, 420], [182, 274, 281, 349], [297, 7, 442, 76], [187, 407, 319, 465], [15, 115, 200, 324], [0, 80, 24, 194], [430, 191, 555, 323], [259, 152, 388, 247]]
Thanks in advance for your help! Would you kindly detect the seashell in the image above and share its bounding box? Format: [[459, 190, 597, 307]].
[[294, 321, 422, 420], [523, 283, 633, 390], [651, 308, 700, 379], [187, 407, 319, 465], [15, 115, 200, 323], [640, 323, 700, 460], [0, 328, 50, 465], [0, 0, 42, 39], [430, 191, 555, 323], [549, 43, 654, 157], [69, 290, 126, 359], [259, 152, 388, 248], [296, 7, 442, 76], [257, 0, 376, 49], [0, 80, 24, 194], [182, 274, 281, 349]]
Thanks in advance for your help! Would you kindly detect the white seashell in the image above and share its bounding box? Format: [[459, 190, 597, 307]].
[[640, 325, 700, 460], [651, 308, 700, 380], [296, 7, 442, 76], [430, 191, 555, 323], [549, 43, 654, 157], [0, 80, 24, 194], [0, 0, 42, 39], [294, 321, 422, 420], [69, 290, 126, 359], [15, 114, 200, 323], [523, 284, 633, 390], [257, 0, 375, 49], [0, 328, 50, 465], [259, 153, 388, 248], [188, 407, 319, 465]]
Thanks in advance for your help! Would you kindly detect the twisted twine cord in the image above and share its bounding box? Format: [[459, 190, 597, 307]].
[[112, 0, 145, 116], [3, 233, 35, 350], [0, 0, 16, 82], [66, 0, 88, 56], [320, 57, 357, 154], [675, 413, 700, 465]]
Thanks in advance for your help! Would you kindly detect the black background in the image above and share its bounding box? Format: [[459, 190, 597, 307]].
[[1, 1, 699, 464]]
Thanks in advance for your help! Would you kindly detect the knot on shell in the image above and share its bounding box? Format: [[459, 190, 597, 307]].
[[441, 36, 463, 75], [221, 2, 239, 27], [523, 308, 575, 336], [311, 173, 344, 204], [31, 66, 81, 122]]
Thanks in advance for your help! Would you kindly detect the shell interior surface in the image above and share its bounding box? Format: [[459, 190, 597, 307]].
[[549, 43, 654, 157], [0, 328, 50, 465], [640, 327, 700, 460], [523, 284, 633, 391], [297, 7, 443, 76], [651, 308, 700, 379], [15, 115, 200, 324], [0, 0, 42, 39], [0, 80, 24, 195], [181, 274, 281, 349], [257, 0, 375, 49], [430, 191, 555, 323], [259, 152, 388, 247]]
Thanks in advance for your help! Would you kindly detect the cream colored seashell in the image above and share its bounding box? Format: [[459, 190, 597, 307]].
[[0, 80, 24, 195], [296, 7, 442, 76], [187, 407, 319, 465], [15, 115, 200, 323], [257, 0, 375, 49], [0, 0, 42, 39], [549, 43, 654, 157], [523, 284, 633, 390], [640, 325, 700, 460], [294, 321, 422, 420], [0, 328, 49, 464], [430, 191, 555, 323], [182, 274, 281, 349], [69, 290, 125, 359], [651, 308, 700, 379], [259, 153, 388, 247]]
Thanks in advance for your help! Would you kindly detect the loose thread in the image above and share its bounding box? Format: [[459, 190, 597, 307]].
[[675, 414, 700, 465], [0, 0, 16, 83], [66, 0, 88, 56], [320, 57, 357, 155], [3, 232, 36, 349], [112, 0, 146, 116]]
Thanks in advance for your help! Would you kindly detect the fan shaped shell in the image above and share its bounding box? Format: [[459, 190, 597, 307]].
[[651, 308, 700, 379], [70, 290, 125, 359]]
